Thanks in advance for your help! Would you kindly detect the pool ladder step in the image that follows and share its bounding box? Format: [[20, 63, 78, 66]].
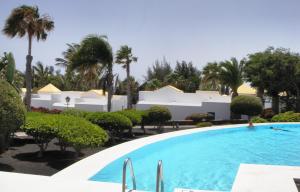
[[122, 158, 164, 192]]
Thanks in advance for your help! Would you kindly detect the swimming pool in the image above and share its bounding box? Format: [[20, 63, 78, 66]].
[[90, 124, 300, 192]]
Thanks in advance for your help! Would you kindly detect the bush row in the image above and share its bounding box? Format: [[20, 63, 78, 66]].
[[271, 111, 300, 122], [22, 112, 108, 156]]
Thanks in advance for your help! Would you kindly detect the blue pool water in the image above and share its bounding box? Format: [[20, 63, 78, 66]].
[[90, 124, 300, 191]]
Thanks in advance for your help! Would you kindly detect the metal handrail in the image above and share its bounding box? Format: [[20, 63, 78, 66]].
[[122, 158, 137, 192], [156, 160, 164, 192]]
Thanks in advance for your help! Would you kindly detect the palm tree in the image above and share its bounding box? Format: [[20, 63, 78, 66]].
[[3, 5, 54, 110], [201, 62, 221, 91], [115, 45, 137, 109], [33, 61, 54, 87], [70, 35, 114, 111]]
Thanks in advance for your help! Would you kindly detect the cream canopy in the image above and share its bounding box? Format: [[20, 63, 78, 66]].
[[237, 84, 256, 95], [37, 83, 61, 94]]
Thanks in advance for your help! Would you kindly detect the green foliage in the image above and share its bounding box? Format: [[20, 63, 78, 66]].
[[22, 113, 57, 156], [54, 115, 108, 151], [116, 110, 142, 126], [0, 80, 26, 152], [231, 95, 263, 116], [147, 106, 172, 125], [185, 113, 214, 122], [23, 113, 108, 156], [5, 52, 15, 84], [196, 122, 213, 128], [219, 57, 244, 97], [271, 111, 300, 122], [251, 117, 268, 123], [61, 108, 91, 118], [86, 112, 132, 139]]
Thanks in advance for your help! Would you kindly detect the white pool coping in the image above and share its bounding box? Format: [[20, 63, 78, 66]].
[[232, 164, 300, 192], [53, 122, 297, 181]]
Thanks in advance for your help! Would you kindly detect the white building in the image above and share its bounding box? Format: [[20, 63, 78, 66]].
[[136, 85, 232, 120], [30, 84, 127, 112]]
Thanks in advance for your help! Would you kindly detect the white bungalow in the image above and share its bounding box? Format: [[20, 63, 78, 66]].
[[136, 85, 232, 120], [31, 84, 127, 112]]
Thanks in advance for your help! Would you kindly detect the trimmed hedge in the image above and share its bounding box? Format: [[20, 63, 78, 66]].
[[86, 112, 132, 141], [185, 113, 214, 122], [231, 95, 263, 117], [147, 106, 172, 125], [196, 122, 213, 128], [22, 113, 108, 156], [0, 80, 26, 152], [116, 110, 142, 126], [271, 111, 300, 122], [251, 116, 268, 123]]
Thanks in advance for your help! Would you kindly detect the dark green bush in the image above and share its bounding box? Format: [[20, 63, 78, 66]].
[[271, 111, 300, 122], [185, 113, 214, 122], [261, 108, 275, 119], [251, 116, 268, 123], [231, 95, 263, 117], [0, 80, 26, 152], [147, 106, 172, 125], [86, 112, 132, 141], [196, 122, 213, 128], [61, 108, 91, 118]]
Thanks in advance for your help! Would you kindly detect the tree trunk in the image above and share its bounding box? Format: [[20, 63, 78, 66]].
[[256, 86, 265, 106], [25, 35, 33, 111], [126, 63, 132, 109], [272, 95, 279, 114], [231, 90, 240, 119], [107, 64, 113, 112]]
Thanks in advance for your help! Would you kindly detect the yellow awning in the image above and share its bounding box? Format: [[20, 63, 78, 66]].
[[237, 84, 256, 95], [37, 84, 61, 94]]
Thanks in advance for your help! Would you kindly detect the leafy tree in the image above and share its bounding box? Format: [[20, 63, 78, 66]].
[[3, 5, 54, 110], [33, 61, 54, 88], [116, 45, 137, 109], [244, 47, 300, 113], [145, 57, 172, 82], [70, 35, 114, 111], [167, 61, 201, 92]]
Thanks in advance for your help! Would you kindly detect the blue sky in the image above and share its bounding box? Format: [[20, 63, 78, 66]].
[[0, 0, 300, 82]]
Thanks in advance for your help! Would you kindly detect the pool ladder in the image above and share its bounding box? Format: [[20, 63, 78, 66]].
[[122, 158, 164, 192]]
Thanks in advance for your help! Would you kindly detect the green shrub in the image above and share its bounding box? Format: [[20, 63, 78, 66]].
[[22, 113, 58, 157], [186, 113, 214, 122], [231, 95, 263, 117], [0, 80, 26, 152], [271, 111, 300, 122], [116, 110, 142, 126], [23, 113, 108, 156], [251, 116, 268, 123], [196, 122, 213, 128], [86, 112, 132, 141], [54, 115, 108, 153], [147, 106, 172, 125], [61, 108, 91, 118]]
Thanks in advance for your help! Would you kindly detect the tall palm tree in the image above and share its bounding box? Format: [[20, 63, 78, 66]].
[[3, 5, 54, 110], [115, 45, 137, 109], [219, 57, 244, 99], [70, 35, 114, 111]]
